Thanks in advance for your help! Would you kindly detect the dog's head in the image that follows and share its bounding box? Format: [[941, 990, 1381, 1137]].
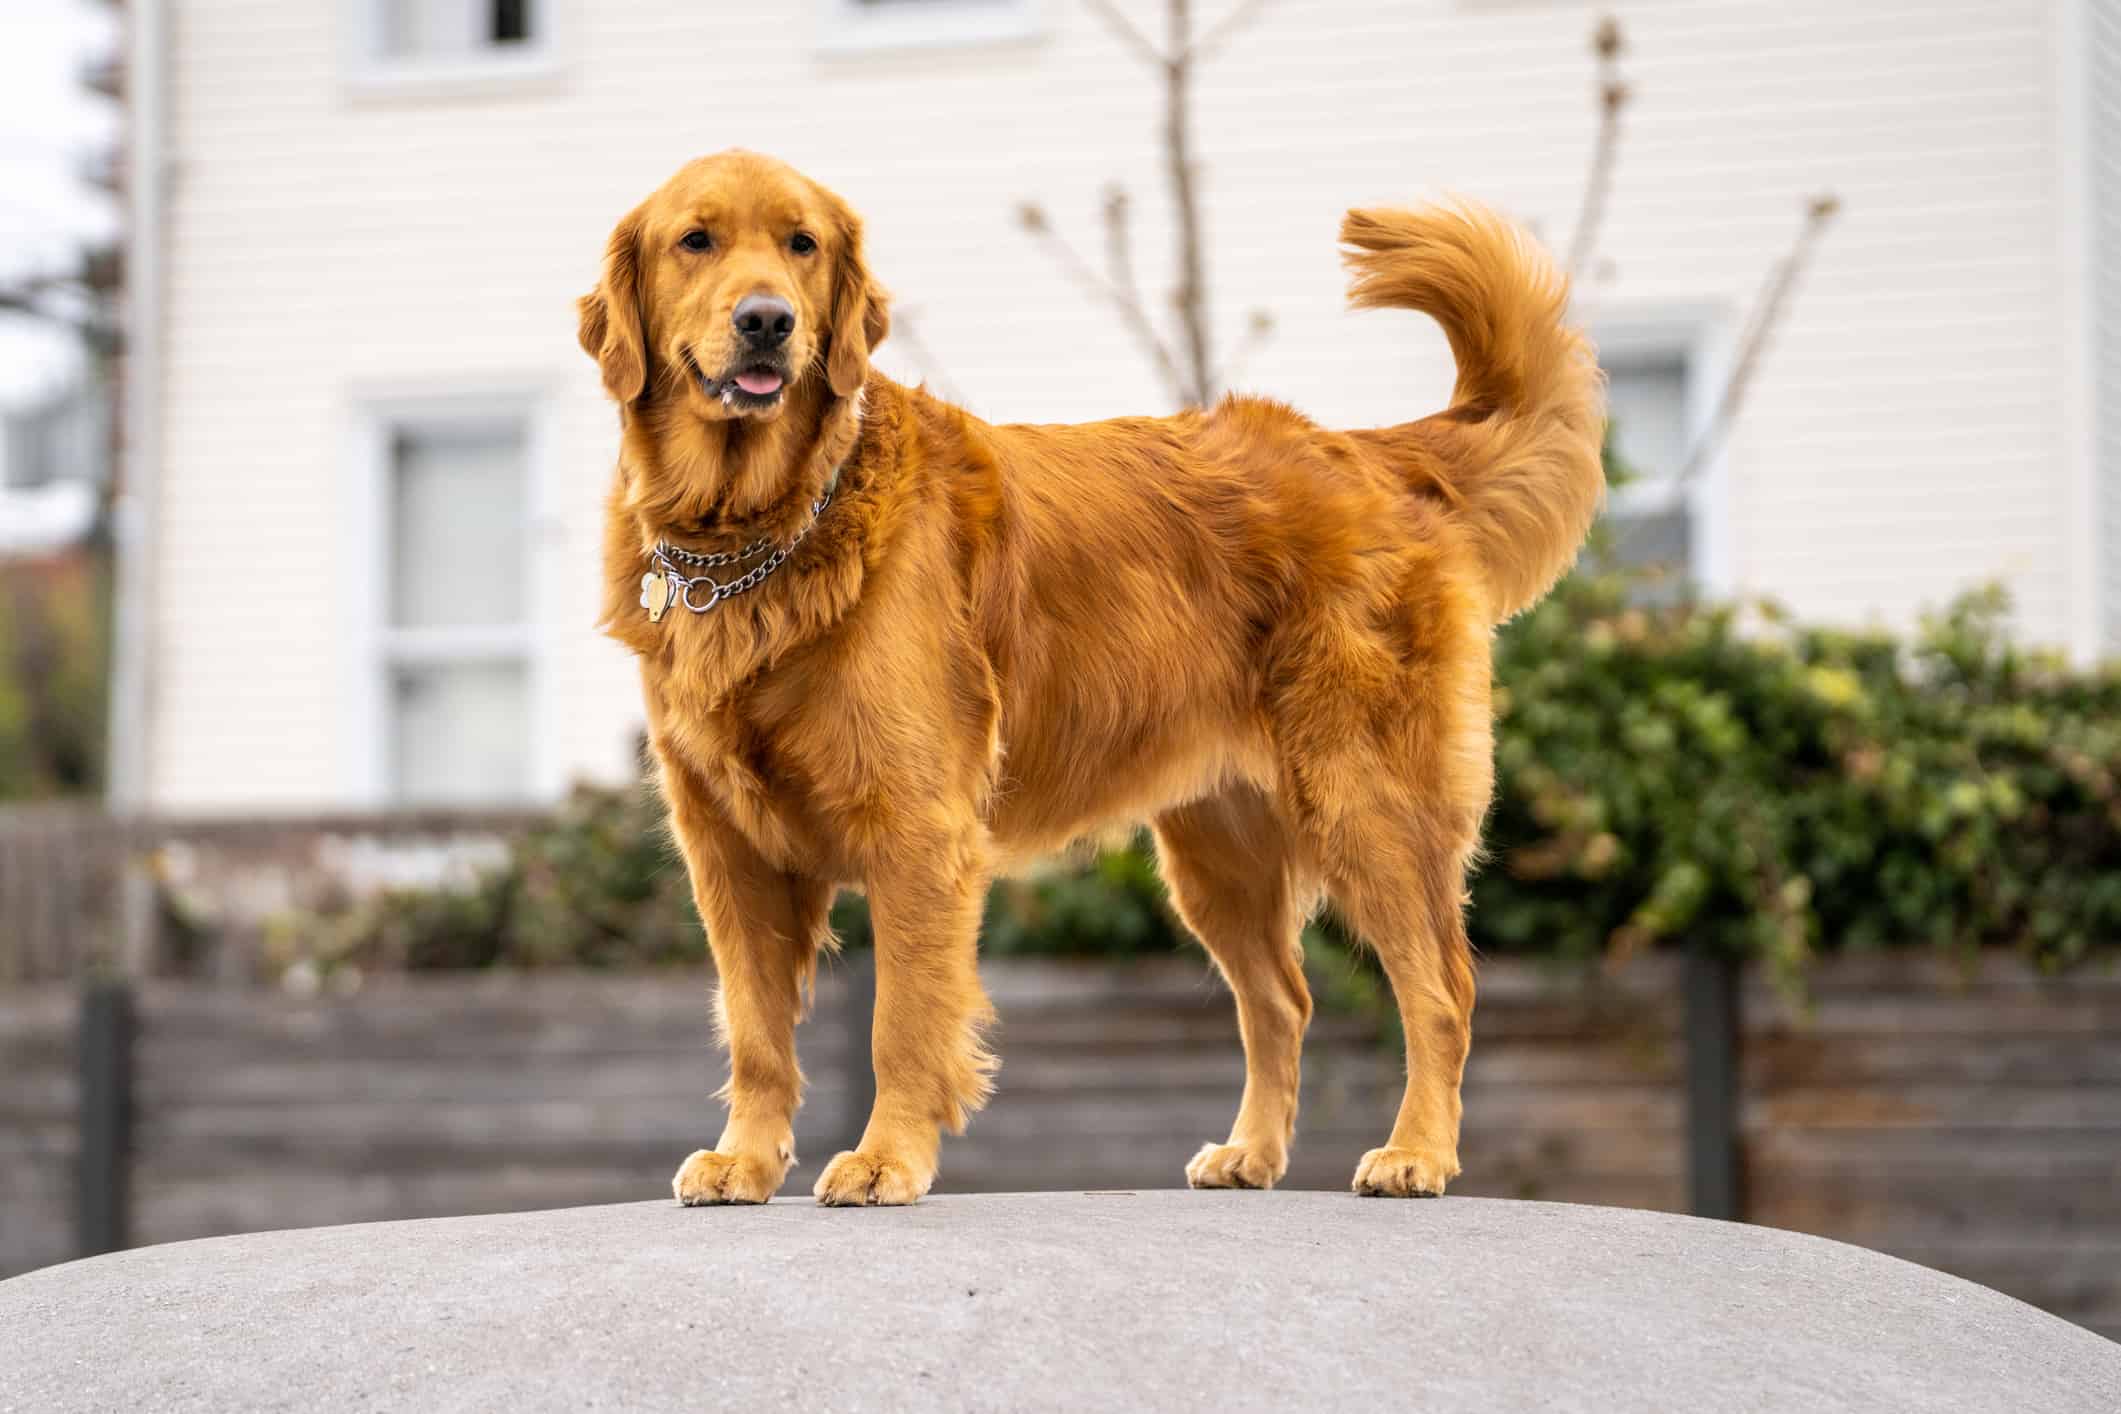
[[577, 151, 889, 421]]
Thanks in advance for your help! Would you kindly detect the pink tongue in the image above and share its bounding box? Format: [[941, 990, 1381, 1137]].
[[734, 370, 784, 396]]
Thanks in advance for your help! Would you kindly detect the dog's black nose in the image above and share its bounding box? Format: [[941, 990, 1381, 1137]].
[[733, 294, 795, 348]]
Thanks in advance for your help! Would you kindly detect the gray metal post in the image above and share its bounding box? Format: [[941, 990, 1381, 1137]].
[[1683, 950, 1742, 1222], [76, 980, 135, 1257]]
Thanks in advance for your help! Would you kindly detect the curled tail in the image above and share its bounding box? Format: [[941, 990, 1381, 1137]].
[[1342, 202, 1606, 622]]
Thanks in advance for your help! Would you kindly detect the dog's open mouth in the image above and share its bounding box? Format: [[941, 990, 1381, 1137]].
[[691, 352, 789, 411]]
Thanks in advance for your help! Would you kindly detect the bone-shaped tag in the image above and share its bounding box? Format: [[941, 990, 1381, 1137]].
[[640, 572, 672, 623]]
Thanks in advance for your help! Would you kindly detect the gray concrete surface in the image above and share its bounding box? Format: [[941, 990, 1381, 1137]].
[[2, 1192, 2115, 1412]]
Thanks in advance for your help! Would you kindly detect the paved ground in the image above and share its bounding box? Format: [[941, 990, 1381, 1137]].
[[3, 1192, 2115, 1412]]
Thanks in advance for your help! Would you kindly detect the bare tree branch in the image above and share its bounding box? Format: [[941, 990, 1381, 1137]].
[[1017, 201, 1190, 407], [1217, 308, 1275, 390], [1101, 184, 1148, 319], [1017, 0, 1274, 411], [1565, 15, 1630, 285], [1187, 0, 1269, 64], [886, 307, 965, 405], [1083, 0, 1166, 66], [1164, 0, 1214, 406], [0, 285, 121, 353], [1673, 193, 1841, 488]]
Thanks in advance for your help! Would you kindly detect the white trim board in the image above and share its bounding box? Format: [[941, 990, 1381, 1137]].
[[814, 0, 1045, 57], [2058, 0, 2105, 663]]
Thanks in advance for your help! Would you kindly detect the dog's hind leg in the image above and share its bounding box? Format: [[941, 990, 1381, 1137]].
[[1154, 786, 1317, 1190], [1322, 805, 1481, 1198], [1272, 583, 1492, 1197]]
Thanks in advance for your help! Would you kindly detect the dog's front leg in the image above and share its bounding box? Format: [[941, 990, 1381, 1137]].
[[661, 756, 831, 1206], [815, 828, 997, 1206]]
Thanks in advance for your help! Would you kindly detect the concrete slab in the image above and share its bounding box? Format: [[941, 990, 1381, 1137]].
[[2, 1192, 2115, 1412]]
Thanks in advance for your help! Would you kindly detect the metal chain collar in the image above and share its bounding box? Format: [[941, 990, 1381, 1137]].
[[639, 488, 834, 621]]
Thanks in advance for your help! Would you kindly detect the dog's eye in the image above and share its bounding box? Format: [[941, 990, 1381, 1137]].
[[679, 230, 713, 253], [789, 231, 817, 256]]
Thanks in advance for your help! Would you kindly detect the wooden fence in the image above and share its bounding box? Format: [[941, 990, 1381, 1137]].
[[3, 956, 2115, 1340], [0, 984, 81, 1276], [0, 807, 130, 983], [1741, 955, 2121, 1338]]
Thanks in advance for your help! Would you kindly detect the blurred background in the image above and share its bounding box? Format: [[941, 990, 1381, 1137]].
[[2, 0, 2118, 1344]]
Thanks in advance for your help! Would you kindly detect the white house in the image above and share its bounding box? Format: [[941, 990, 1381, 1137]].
[[118, 0, 2120, 812]]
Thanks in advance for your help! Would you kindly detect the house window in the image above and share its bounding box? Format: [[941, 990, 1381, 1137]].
[[376, 0, 533, 58], [1585, 311, 1734, 597], [2, 388, 105, 492], [1601, 352, 1694, 581], [377, 413, 534, 804], [350, 0, 557, 91], [0, 385, 105, 558], [817, 0, 1043, 55]]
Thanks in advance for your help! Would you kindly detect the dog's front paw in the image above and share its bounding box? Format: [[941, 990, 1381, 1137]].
[[672, 1148, 782, 1206], [1351, 1145, 1458, 1198], [1185, 1141, 1286, 1190], [813, 1149, 931, 1207]]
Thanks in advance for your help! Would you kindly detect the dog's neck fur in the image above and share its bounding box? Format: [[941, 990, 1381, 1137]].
[[598, 373, 886, 700], [617, 375, 869, 556]]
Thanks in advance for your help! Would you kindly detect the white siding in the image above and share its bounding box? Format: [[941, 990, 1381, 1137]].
[[152, 0, 2091, 809]]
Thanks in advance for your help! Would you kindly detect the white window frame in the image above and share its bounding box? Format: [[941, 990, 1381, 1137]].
[[343, 383, 558, 807], [816, 0, 1045, 56], [1587, 305, 1736, 597], [343, 0, 565, 99]]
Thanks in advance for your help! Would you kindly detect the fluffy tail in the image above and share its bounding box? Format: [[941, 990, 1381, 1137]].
[[1341, 202, 1606, 622]]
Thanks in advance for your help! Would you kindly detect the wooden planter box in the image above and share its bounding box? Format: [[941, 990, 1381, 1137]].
[[3, 954, 2115, 1340]]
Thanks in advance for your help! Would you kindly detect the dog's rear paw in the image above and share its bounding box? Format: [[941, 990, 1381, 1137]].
[[672, 1149, 781, 1206], [1185, 1141, 1285, 1190], [1351, 1145, 1458, 1198], [813, 1149, 931, 1207]]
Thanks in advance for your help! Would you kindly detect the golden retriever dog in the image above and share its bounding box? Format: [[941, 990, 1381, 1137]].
[[578, 151, 1603, 1206]]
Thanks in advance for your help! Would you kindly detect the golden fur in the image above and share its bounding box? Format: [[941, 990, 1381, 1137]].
[[578, 151, 1604, 1206]]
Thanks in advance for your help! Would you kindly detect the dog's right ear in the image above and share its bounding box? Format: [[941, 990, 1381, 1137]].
[[576, 206, 648, 403]]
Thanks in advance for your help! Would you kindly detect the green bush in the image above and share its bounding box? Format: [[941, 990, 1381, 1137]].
[[1478, 578, 2121, 976], [0, 555, 108, 800], [264, 784, 705, 976], [268, 579, 2120, 981], [265, 786, 1189, 978]]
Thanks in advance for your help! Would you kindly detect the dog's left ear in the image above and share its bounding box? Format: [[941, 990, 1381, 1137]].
[[826, 202, 891, 399]]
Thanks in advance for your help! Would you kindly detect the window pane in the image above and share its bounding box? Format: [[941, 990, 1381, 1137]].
[[490, 0, 530, 43], [390, 419, 525, 628], [1599, 505, 1691, 602], [1600, 353, 1694, 587], [390, 660, 529, 803], [3, 390, 104, 491], [4, 403, 55, 490], [1604, 356, 1688, 489], [378, 0, 519, 58]]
